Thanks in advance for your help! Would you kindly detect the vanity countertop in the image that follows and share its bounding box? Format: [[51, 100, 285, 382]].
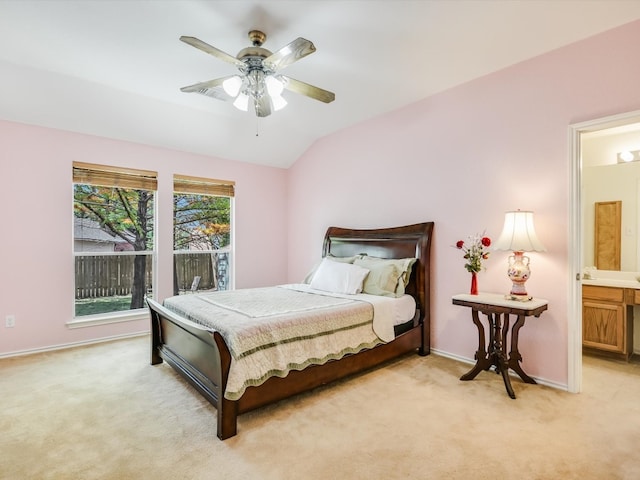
[[582, 270, 640, 289], [582, 278, 640, 289]]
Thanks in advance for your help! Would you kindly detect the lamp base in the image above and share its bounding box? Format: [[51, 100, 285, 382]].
[[506, 251, 533, 302], [504, 293, 533, 302]]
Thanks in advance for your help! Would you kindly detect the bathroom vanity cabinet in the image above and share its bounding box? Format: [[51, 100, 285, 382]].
[[582, 284, 634, 360]]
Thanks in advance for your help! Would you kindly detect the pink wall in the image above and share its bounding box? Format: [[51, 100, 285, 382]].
[[0, 122, 288, 355], [3, 20, 640, 386], [287, 20, 640, 388]]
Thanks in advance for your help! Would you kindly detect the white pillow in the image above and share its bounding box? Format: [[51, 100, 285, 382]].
[[302, 254, 361, 284], [310, 258, 370, 294]]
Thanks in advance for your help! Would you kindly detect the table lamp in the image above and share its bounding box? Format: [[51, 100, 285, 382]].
[[493, 210, 546, 301]]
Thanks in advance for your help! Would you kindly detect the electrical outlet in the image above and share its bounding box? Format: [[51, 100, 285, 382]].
[[5, 315, 15, 328]]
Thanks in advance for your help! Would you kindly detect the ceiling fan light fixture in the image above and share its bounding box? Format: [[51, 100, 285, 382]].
[[271, 94, 287, 111], [265, 75, 284, 97], [233, 93, 249, 111], [180, 30, 335, 117], [222, 76, 243, 97]]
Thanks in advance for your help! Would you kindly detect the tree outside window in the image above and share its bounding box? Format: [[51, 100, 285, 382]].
[[73, 163, 156, 317], [173, 175, 234, 295]]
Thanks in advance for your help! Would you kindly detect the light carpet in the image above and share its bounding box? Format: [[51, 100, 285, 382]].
[[1, 336, 639, 480]]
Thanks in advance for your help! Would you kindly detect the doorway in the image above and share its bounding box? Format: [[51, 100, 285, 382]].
[[569, 109, 640, 393]]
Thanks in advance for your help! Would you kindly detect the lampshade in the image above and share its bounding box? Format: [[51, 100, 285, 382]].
[[222, 76, 243, 97], [232, 93, 249, 112], [265, 75, 284, 97], [493, 210, 546, 253], [271, 94, 287, 111]]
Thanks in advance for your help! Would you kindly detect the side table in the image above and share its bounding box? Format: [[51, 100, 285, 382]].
[[452, 293, 548, 399]]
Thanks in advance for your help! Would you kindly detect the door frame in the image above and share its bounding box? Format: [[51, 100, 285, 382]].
[[569, 109, 640, 393]]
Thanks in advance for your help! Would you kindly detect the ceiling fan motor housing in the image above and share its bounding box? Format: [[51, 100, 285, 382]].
[[236, 46, 274, 74], [236, 30, 278, 76]]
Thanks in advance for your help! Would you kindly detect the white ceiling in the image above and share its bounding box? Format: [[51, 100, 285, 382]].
[[1, 1, 640, 168]]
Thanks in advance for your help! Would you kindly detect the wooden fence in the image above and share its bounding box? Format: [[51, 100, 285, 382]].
[[75, 254, 153, 299], [75, 252, 228, 299], [174, 252, 215, 292]]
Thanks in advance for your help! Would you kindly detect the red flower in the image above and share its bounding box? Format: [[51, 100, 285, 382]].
[[454, 232, 492, 273]]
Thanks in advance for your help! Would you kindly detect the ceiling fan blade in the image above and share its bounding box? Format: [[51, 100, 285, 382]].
[[180, 77, 226, 92], [281, 76, 335, 104], [180, 76, 235, 102], [180, 36, 244, 69], [254, 95, 273, 117], [263, 38, 316, 71]]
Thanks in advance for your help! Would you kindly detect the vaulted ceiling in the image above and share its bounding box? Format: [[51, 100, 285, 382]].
[[1, 1, 640, 168]]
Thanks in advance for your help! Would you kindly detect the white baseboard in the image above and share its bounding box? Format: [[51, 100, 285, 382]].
[[431, 348, 569, 392], [0, 331, 149, 359], [0, 336, 570, 393]]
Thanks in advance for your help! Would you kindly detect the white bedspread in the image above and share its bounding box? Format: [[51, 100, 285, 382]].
[[162, 284, 415, 400]]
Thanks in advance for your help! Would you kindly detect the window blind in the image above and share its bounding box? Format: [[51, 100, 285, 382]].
[[73, 161, 158, 191], [173, 174, 235, 197]]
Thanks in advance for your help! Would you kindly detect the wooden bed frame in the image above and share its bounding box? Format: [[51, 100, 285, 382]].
[[147, 222, 433, 440]]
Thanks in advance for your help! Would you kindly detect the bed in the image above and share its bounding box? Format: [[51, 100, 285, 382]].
[[147, 222, 433, 440]]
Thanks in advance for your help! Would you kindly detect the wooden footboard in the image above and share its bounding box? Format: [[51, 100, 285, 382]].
[[148, 298, 237, 439], [148, 298, 424, 440]]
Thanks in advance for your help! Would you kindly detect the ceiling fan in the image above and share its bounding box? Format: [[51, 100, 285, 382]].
[[179, 30, 335, 117]]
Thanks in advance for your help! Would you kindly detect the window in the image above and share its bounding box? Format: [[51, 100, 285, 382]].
[[173, 174, 234, 295], [73, 162, 156, 317]]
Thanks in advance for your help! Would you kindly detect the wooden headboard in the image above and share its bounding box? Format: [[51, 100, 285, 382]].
[[322, 222, 434, 334]]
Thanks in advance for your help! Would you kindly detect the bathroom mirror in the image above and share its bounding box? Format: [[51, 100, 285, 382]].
[[582, 125, 640, 272]]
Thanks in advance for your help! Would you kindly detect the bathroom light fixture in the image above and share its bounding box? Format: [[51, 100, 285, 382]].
[[617, 150, 640, 163]]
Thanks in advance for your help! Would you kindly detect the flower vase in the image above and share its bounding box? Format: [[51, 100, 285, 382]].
[[470, 272, 478, 295]]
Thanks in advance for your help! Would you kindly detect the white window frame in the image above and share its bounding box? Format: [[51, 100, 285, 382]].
[[172, 192, 234, 294], [70, 163, 157, 328]]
